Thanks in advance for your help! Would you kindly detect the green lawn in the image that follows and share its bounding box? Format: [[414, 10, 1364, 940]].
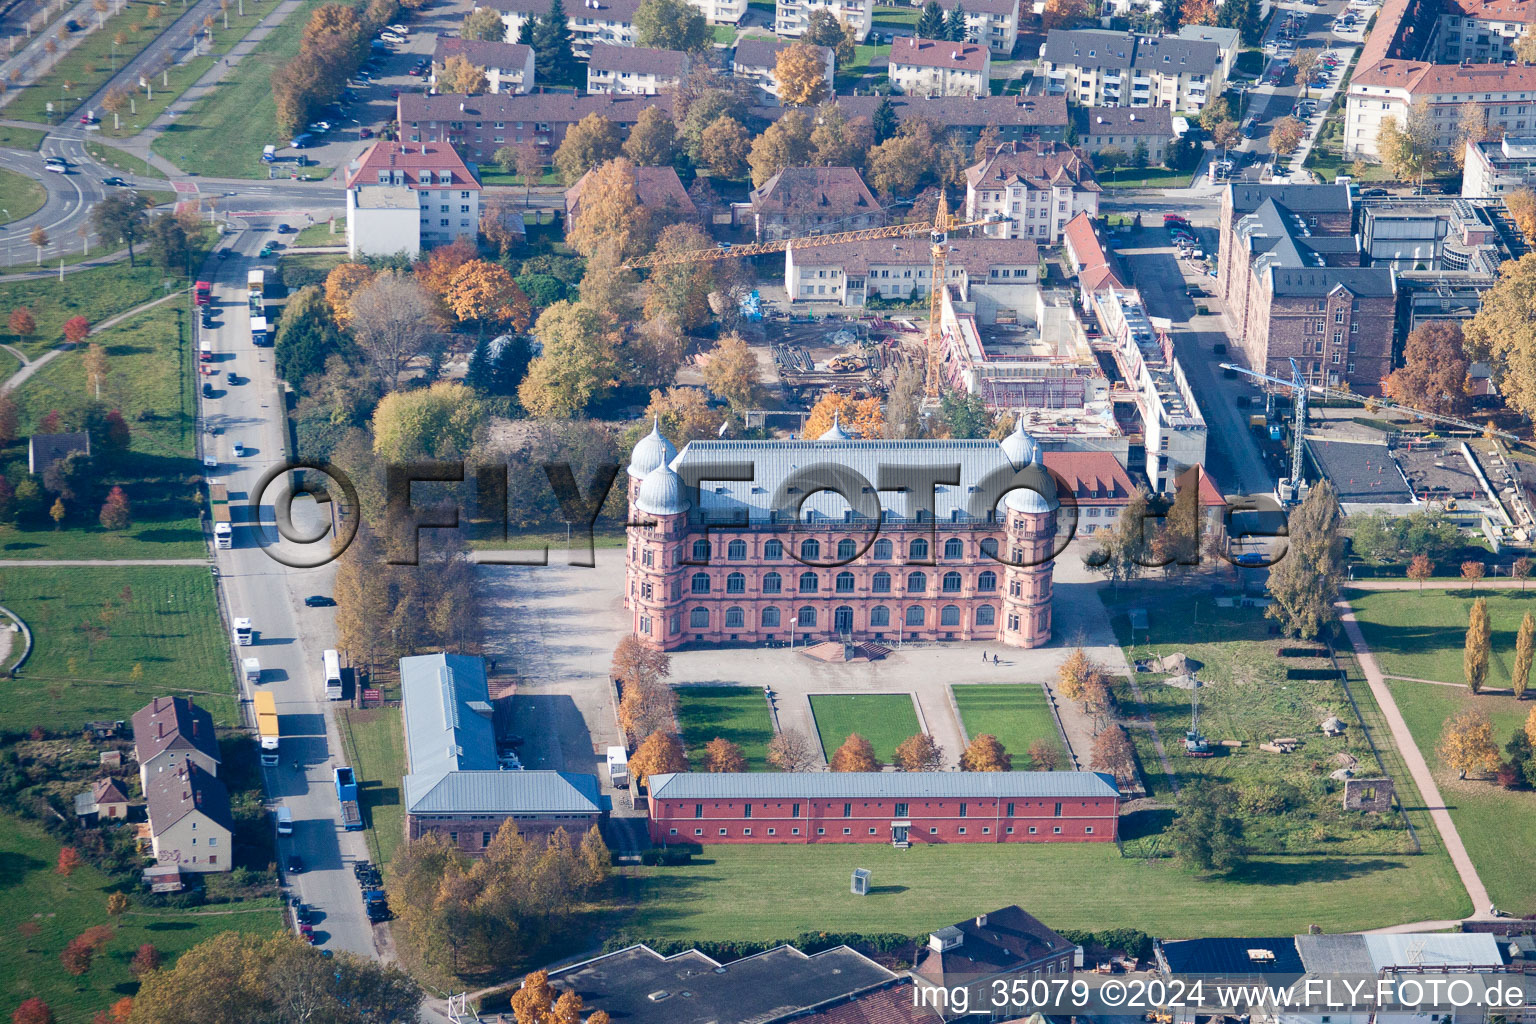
[[289, 220, 341, 248], [1384, 678, 1536, 911], [677, 686, 776, 769], [833, 43, 889, 91], [0, 262, 181, 358], [0, 348, 20, 383], [151, 0, 327, 177], [1349, 588, 1536, 687], [871, 6, 918, 28], [8, 1, 178, 124], [0, 168, 46, 226], [338, 707, 407, 868], [0, 126, 46, 151], [84, 141, 162, 179], [0, 813, 284, 1022], [808, 693, 919, 763], [1098, 166, 1197, 189], [622, 841, 1470, 942], [0, 565, 235, 733], [951, 684, 1067, 767]]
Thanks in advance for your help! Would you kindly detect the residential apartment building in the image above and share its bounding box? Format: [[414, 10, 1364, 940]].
[[888, 36, 991, 96], [1077, 105, 1175, 164], [132, 696, 220, 794], [430, 37, 534, 93], [474, 0, 641, 54], [932, 0, 1023, 55], [145, 762, 232, 873], [965, 140, 1102, 243], [774, 0, 872, 42], [1435, 0, 1536, 62], [686, 0, 745, 24], [586, 42, 688, 94], [732, 37, 834, 101], [399, 92, 672, 165], [1176, 23, 1239, 82], [343, 140, 481, 258], [755, 94, 1068, 149], [784, 236, 1040, 305], [749, 166, 883, 240], [913, 907, 1079, 1014], [1218, 183, 1395, 392], [1040, 29, 1224, 111], [1462, 133, 1536, 193]]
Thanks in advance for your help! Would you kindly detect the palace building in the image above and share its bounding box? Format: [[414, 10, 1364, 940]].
[[622, 419, 1062, 651]]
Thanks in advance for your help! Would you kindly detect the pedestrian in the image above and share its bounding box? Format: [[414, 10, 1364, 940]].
[[981, 650, 986, 662], [993, 654, 999, 665]]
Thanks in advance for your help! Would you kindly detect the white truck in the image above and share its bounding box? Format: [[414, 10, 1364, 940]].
[[250, 314, 268, 347], [242, 657, 261, 683], [606, 745, 629, 788], [233, 617, 254, 646]]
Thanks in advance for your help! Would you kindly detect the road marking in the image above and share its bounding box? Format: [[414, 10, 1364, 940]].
[[173, 180, 201, 194]]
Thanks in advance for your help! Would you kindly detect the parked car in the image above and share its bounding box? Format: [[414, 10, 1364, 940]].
[[102, 176, 130, 187], [359, 127, 374, 138], [388, 22, 408, 32], [233, 442, 247, 458], [226, 371, 239, 385], [304, 595, 337, 607], [202, 382, 214, 398], [287, 854, 304, 874], [276, 223, 292, 233], [64, 18, 81, 30]]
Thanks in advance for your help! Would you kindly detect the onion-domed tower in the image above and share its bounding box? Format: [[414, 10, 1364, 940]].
[[1000, 423, 1057, 649], [629, 460, 691, 650]]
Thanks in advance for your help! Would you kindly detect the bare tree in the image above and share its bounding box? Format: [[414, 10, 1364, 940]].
[[348, 270, 439, 391], [767, 728, 817, 771]]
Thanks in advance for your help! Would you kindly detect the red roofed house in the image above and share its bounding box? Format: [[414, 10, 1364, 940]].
[[343, 140, 481, 259], [888, 35, 991, 97], [965, 141, 1100, 243], [749, 166, 883, 241], [1062, 211, 1128, 297], [1042, 452, 1226, 539], [565, 163, 696, 226]]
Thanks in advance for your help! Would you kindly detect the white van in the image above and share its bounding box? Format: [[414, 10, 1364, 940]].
[[275, 806, 293, 835], [44, 157, 67, 174]]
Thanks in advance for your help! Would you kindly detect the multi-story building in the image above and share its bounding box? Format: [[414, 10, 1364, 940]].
[[1464, 133, 1536, 193], [1176, 24, 1239, 82], [784, 236, 1039, 305], [585, 42, 688, 94], [132, 696, 220, 793], [929, 0, 1023, 55], [749, 166, 883, 240], [1436, 0, 1536, 62], [732, 37, 835, 102], [474, 0, 641, 54], [755, 94, 1069, 149], [647, 772, 1120, 844], [622, 421, 1061, 650], [913, 907, 1080, 1012], [145, 762, 232, 874], [1218, 183, 1396, 392], [1040, 29, 1224, 111], [888, 35, 991, 96], [688, 0, 745, 23], [774, 0, 872, 42], [430, 37, 534, 93], [399, 92, 671, 166], [1077, 105, 1175, 165], [343, 140, 481, 258], [965, 141, 1102, 243]]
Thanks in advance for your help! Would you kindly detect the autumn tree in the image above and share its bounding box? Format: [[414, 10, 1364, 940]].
[[810, 102, 872, 166], [129, 944, 160, 977], [61, 936, 94, 976], [628, 730, 686, 787], [1385, 321, 1470, 416], [1466, 597, 1491, 694], [567, 158, 656, 261], [1292, 48, 1320, 97], [1516, 556, 1534, 591], [1514, 612, 1534, 700], [767, 728, 816, 771], [774, 41, 829, 106], [371, 381, 484, 462], [1408, 553, 1433, 589], [644, 386, 722, 444], [1376, 100, 1437, 186], [747, 108, 813, 187], [1268, 116, 1306, 156], [1463, 560, 1486, 590], [703, 737, 746, 772], [1266, 480, 1344, 639], [1506, 188, 1536, 240], [633, 0, 708, 51], [553, 112, 623, 185], [699, 333, 759, 413], [56, 847, 80, 876], [959, 733, 1011, 771], [803, 392, 883, 440], [642, 222, 715, 330], [437, 54, 488, 93], [1180, 0, 1216, 23], [624, 310, 685, 384], [865, 121, 942, 195], [1042, 0, 1087, 29], [830, 732, 879, 771], [803, 7, 855, 64], [6, 307, 34, 346], [519, 301, 621, 417], [323, 262, 374, 326], [698, 116, 751, 178], [1057, 647, 1098, 703], [461, 6, 503, 39], [1463, 253, 1536, 415], [348, 270, 438, 390], [1092, 727, 1136, 783], [99, 486, 131, 530], [623, 106, 678, 167], [1438, 706, 1501, 778], [12, 999, 51, 1024], [1453, 100, 1489, 168], [445, 260, 531, 337], [1027, 738, 1060, 770], [893, 732, 943, 771]]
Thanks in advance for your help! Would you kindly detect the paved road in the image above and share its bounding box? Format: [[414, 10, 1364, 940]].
[[200, 224, 380, 958]]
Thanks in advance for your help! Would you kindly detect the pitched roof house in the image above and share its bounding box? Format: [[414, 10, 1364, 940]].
[[585, 42, 689, 94], [28, 432, 90, 476], [888, 36, 991, 97], [145, 762, 232, 873], [913, 906, 1077, 996], [565, 164, 696, 225], [132, 696, 221, 793], [964, 141, 1101, 242], [431, 37, 535, 93], [749, 166, 883, 240]]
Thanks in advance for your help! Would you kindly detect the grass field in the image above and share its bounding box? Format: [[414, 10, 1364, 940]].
[[0, 168, 46, 226], [622, 841, 1470, 942], [0, 262, 180, 357], [8, 1, 177, 124], [338, 707, 407, 867], [1383, 678, 1536, 911], [1098, 166, 1198, 189], [152, 0, 327, 177], [871, 5, 918, 27], [0, 813, 284, 1021], [833, 43, 889, 91], [0, 126, 46, 151], [1349, 589, 1536, 688], [84, 141, 161, 179], [0, 565, 235, 733], [290, 220, 341, 248], [808, 693, 919, 764], [677, 686, 776, 769], [951, 684, 1067, 767]]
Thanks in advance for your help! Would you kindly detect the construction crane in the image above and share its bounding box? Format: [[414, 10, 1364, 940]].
[[622, 195, 1004, 398], [1221, 360, 1519, 504]]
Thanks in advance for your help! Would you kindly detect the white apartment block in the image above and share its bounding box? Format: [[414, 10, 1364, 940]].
[[1345, 63, 1536, 159], [586, 43, 688, 94], [935, 0, 1022, 55], [965, 140, 1102, 244], [732, 37, 835, 101], [431, 37, 535, 94], [475, 0, 641, 55], [1462, 134, 1536, 194], [344, 140, 481, 259], [775, 0, 872, 43], [888, 36, 991, 97], [1040, 29, 1223, 112], [687, 0, 745, 22], [1435, 0, 1536, 62], [784, 237, 1040, 306]]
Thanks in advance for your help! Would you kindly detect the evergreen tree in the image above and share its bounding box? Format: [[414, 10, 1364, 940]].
[[1218, 0, 1261, 44], [1158, 0, 1180, 33], [532, 0, 580, 88], [945, 2, 967, 41], [871, 96, 898, 143], [917, 0, 945, 37], [516, 18, 533, 43]]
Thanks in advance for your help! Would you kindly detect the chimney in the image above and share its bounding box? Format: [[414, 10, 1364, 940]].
[[459, 101, 466, 112], [977, 913, 988, 928]]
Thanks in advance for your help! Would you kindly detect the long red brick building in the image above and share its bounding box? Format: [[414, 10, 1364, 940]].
[[646, 771, 1120, 846]]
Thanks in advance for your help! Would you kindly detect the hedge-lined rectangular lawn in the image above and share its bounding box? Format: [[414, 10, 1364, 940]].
[[952, 684, 1067, 767], [678, 686, 776, 770], [808, 693, 919, 764], [1349, 588, 1536, 687]]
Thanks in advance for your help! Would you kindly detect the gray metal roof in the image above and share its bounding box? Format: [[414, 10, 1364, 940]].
[[1363, 933, 1503, 968], [1267, 267, 1397, 298], [647, 771, 1119, 801], [400, 653, 497, 779], [404, 770, 604, 815]]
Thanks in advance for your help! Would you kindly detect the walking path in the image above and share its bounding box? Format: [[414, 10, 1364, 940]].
[[1335, 598, 1494, 920], [1, 284, 183, 393], [1348, 579, 1535, 592]]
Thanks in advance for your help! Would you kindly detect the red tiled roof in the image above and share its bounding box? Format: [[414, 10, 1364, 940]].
[[1042, 451, 1137, 503], [344, 140, 479, 190], [966, 140, 1101, 192], [794, 982, 942, 1024], [1443, 0, 1536, 22], [1063, 211, 1126, 292], [889, 35, 989, 72]]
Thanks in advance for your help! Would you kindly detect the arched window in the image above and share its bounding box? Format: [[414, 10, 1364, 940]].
[[870, 605, 891, 627], [908, 537, 929, 561], [691, 539, 710, 562], [799, 571, 820, 593], [764, 539, 784, 560], [726, 572, 746, 594], [690, 607, 710, 628], [943, 537, 964, 559], [942, 571, 963, 593], [798, 606, 817, 627], [907, 571, 927, 593], [762, 572, 782, 594], [872, 571, 892, 593], [872, 538, 892, 560], [976, 605, 996, 626], [727, 539, 747, 561], [800, 538, 821, 561], [762, 607, 781, 627], [978, 570, 997, 592], [837, 538, 857, 561], [725, 606, 745, 628], [690, 572, 711, 594], [980, 537, 999, 561], [905, 606, 925, 626], [835, 571, 855, 593], [941, 604, 961, 626]]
